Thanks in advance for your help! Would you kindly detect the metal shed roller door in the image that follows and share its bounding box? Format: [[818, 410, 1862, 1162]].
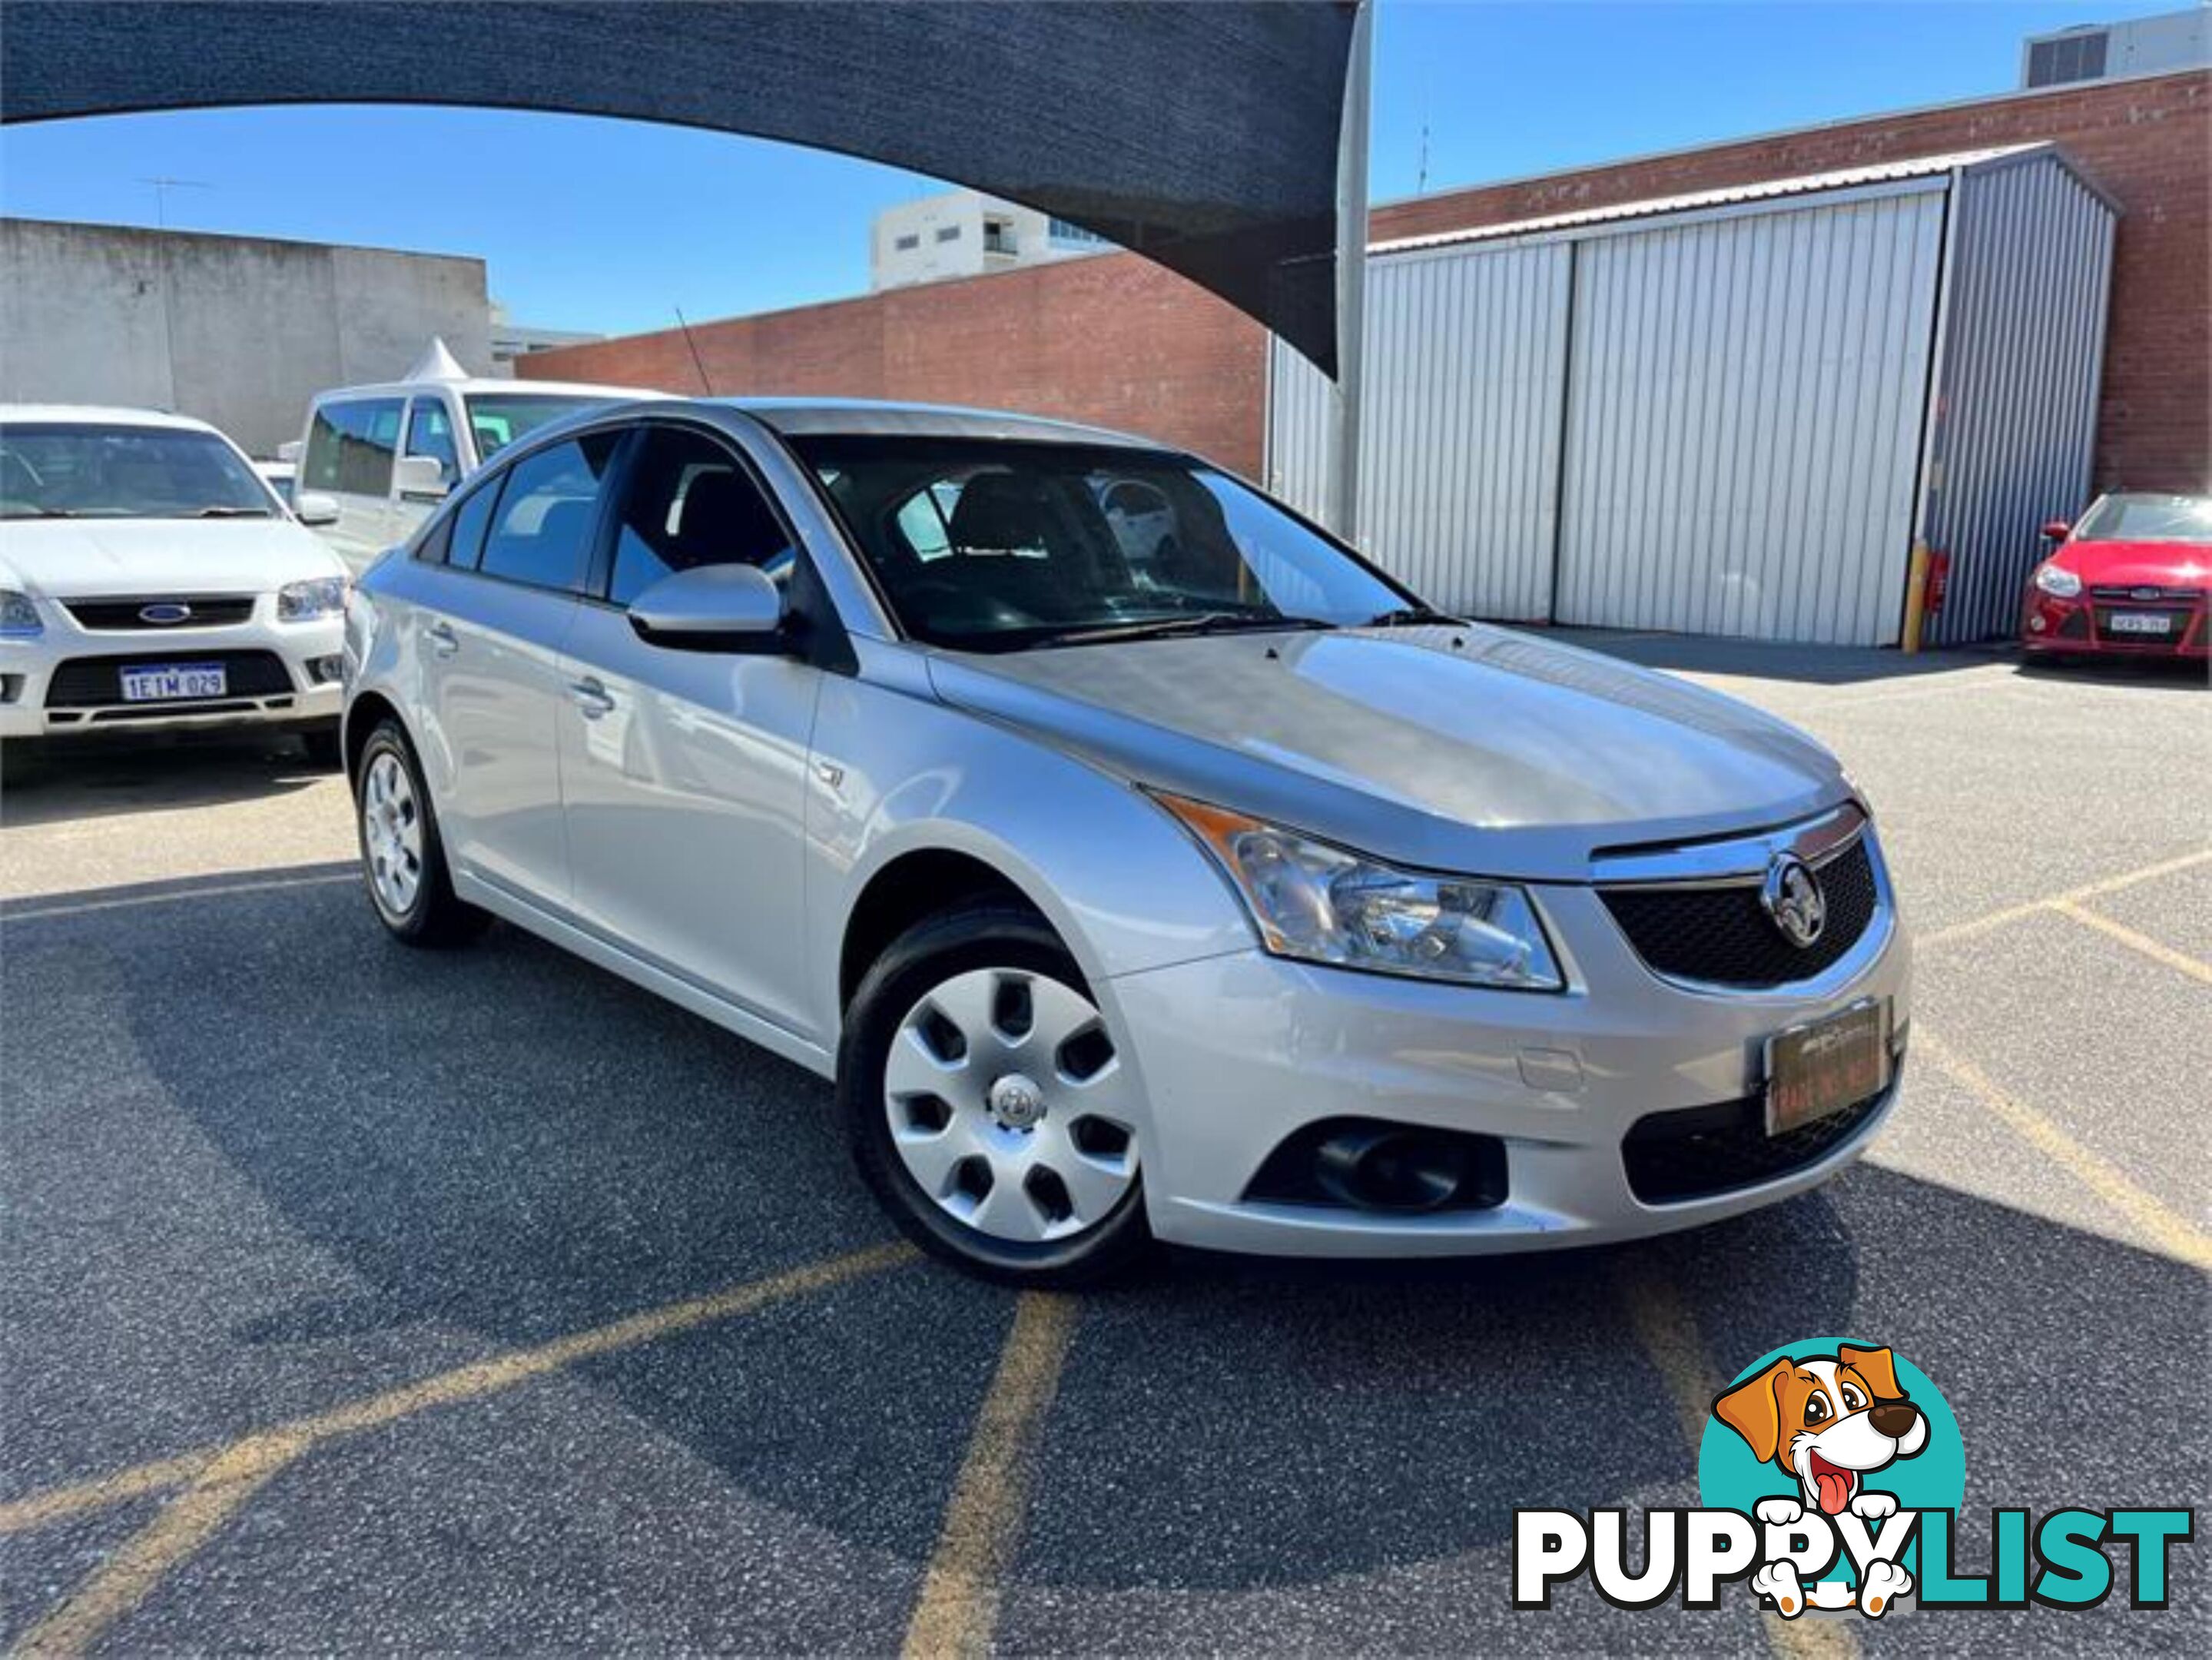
[[1555, 191, 1947, 646], [1269, 241, 1570, 619]]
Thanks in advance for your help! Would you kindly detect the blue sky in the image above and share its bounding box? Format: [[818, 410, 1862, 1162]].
[[0, 2, 2186, 337]]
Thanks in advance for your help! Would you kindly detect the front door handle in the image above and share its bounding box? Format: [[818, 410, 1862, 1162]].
[[568, 676, 615, 719], [424, 619, 459, 659]]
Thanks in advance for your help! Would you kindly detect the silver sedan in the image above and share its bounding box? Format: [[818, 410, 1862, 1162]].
[[342, 398, 1909, 1283]]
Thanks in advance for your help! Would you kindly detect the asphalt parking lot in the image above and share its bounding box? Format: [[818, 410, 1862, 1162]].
[[2, 638, 2206, 1656]]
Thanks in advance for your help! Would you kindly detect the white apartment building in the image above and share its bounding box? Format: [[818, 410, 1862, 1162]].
[[870, 189, 1110, 291]]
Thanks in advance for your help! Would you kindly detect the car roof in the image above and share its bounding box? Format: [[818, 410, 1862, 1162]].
[[0, 403, 221, 433], [714, 397, 1160, 451], [310, 378, 650, 403]]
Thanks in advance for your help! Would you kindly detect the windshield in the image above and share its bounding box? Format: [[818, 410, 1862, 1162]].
[[464, 394, 622, 464], [2072, 493, 2212, 545], [0, 424, 277, 520], [793, 435, 1411, 650]]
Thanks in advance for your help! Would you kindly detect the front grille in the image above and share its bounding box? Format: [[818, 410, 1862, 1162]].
[[1600, 838, 1879, 988], [2054, 607, 2092, 639], [45, 650, 294, 708], [61, 596, 257, 630], [2089, 585, 2206, 603], [1623, 1085, 1886, 1204]]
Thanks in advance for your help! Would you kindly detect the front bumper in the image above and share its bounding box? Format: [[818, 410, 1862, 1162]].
[[1103, 858, 1912, 1257], [2021, 589, 2209, 657], [0, 601, 343, 739]]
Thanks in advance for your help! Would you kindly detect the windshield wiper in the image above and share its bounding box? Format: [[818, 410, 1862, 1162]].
[[1361, 606, 1465, 628], [1033, 611, 1334, 648], [190, 506, 273, 519], [1, 507, 79, 520]]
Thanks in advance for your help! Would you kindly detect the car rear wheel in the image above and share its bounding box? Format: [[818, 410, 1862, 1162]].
[[841, 903, 1149, 1284], [355, 720, 488, 948]]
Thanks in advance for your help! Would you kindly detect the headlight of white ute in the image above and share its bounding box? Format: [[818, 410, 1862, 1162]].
[[1155, 794, 1564, 991]]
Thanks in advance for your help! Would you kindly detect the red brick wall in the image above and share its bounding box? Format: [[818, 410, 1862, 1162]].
[[526, 69, 2208, 493], [525, 252, 1269, 476]]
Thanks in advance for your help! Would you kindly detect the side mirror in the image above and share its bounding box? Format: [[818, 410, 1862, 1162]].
[[2039, 519, 2071, 541], [394, 455, 450, 500], [294, 491, 340, 527], [627, 564, 787, 652]]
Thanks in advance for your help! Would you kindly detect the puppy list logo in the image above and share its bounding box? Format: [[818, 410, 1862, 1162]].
[[1514, 1336, 2194, 1620]]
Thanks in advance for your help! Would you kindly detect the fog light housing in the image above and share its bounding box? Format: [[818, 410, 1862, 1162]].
[[306, 654, 345, 684], [2028, 614, 2047, 633]]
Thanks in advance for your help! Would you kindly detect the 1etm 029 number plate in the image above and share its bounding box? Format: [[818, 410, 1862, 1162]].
[[1764, 998, 1889, 1136]]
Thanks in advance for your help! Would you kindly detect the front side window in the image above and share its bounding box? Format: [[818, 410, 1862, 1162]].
[[303, 397, 404, 496], [475, 431, 622, 593], [607, 426, 797, 607], [464, 393, 620, 465], [0, 423, 275, 520], [2072, 493, 2212, 545], [797, 436, 1408, 651], [403, 398, 460, 486]]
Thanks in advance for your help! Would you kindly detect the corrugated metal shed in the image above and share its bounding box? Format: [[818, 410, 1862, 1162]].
[[1269, 143, 2118, 647]]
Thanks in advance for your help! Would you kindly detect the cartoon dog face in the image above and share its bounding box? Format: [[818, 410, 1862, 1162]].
[[1713, 1345, 1928, 1516]]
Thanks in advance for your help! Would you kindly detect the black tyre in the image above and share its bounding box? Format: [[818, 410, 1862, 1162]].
[[353, 719, 489, 948], [840, 902, 1151, 1285], [300, 723, 343, 769]]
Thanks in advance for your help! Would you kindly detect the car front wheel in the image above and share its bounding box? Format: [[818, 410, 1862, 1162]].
[[841, 903, 1149, 1284]]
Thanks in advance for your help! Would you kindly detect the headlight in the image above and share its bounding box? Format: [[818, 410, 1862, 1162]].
[[277, 576, 347, 620], [2033, 563, 2082, 599], [1154, 794, 1564, 990], [0, 589, 41, 638]]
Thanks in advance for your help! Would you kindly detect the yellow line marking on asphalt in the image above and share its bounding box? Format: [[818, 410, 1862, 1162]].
[[1916, 1028, 2212, 1273], [902, 1292, 1079, 1660], [2051, 899, 2212, 986], [0, 1243, 914, 1538], [1915, 848, 2212, 953], [0, 872, 358, 922], [12, 1433, 310, 1659], [1613, 1263, 1858, 1660]]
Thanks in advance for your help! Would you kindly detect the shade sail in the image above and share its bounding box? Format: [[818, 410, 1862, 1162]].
[[0, 0, 1355, 374]]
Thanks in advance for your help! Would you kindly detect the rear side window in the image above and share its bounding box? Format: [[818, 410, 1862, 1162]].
[[303, 397, 404, 496], [429, 477, 502, 569], [476, 432, 622, 593]]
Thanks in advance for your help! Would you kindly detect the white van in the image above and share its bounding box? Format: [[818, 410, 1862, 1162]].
[[295, 339, 648, 570]]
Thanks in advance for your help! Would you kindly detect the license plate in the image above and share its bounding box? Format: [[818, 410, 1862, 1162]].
[[119, 662, 227, 702], [1765, 1000, 1889, 1136], [2107, 612, 2172, 636]]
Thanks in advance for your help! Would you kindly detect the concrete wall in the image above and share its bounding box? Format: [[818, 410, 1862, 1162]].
[[527, 68, 2210, 496], [0, 220, 491, 456]]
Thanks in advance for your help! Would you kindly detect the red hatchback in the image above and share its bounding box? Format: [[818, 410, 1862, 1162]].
[[2021, 491, 2211, 662]]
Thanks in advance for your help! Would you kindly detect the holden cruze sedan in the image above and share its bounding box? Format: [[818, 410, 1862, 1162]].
[[2022, 490, 2211, 662], [342, 398, 1909, 1283], [1, 406, 350, 763]]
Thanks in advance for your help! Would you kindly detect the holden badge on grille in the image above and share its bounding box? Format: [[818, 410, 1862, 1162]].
[[1759, 852, 1827, 948]]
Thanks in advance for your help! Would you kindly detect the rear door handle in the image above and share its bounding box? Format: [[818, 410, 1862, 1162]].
[[424, 619, 459, 659], [568, 676, 615, 719]]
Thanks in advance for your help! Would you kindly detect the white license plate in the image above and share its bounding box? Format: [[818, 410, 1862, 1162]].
[[119, 662, 227, 702], [2107, 612, 2172, 636]]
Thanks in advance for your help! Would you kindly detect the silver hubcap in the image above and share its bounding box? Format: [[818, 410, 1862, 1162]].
[[885, 967, 1139, 1244], [361, 752, 425, 918]]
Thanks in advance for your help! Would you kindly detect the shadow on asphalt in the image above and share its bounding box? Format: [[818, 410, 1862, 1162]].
[[8, 864, 2202, 1622], [2013, 653, 2210, 692], [0, 729, 337, 827]]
